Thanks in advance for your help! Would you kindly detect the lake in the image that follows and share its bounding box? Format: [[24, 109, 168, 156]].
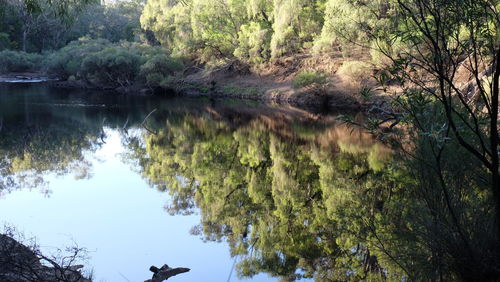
[[0, 83, 390, 281]]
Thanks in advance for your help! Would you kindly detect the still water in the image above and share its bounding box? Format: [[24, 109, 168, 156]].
[[0, 84, 389, 281]]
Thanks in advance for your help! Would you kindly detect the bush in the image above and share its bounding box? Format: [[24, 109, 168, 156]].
[[370, 39, 406, 67], [292, 70, 328, 89], [0, 50, 43, 73], [45, 39, 112, 79], [234, 22, 272, 64], [81, 47, 143, 86], [140, 54, 183, 87], [0, 33, 10, 51], [337, 60, 372, 82], [140, 54, 183, 77], [45, 39, 176, 87]]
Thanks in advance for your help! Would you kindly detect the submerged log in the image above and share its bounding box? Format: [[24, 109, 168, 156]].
[[145, 264, 190, 282]]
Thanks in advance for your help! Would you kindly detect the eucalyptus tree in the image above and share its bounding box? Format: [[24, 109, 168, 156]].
[[140, 0, 195, 57], [0, 0, 98, 51], [368, 0, 500, 279], [270, 0, 326, 58], [140, 0, 328, 61]]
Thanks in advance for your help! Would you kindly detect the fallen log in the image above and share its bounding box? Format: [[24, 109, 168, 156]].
[[145, 264, 190, 282]]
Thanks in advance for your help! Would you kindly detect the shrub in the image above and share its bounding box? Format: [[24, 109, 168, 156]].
[[45, 39, 175, 87], [80, 47, 143, 86], [140, 54, 183, 76], [370, 39, 406, 67], [292, 70, 328, 89], [222, 84, 260, 97], [140, 54, 183, 87], [145, 73, 163, 87], [234, 22, 272, 64], [0, 50, 43, 73], [337, 60, 372, 82], [0, 33, 10, 51], [45, 39, 112, 79]]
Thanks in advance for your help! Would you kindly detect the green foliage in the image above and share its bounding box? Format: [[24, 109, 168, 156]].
[[46, 38, 177, 87], [46, 38, 109, 78], [140, 0, 196, 57], [190, 0, 243, 60], [359, 85, 373, 101], [0, 85, 109, 191], [292, 70, 327, 89], [0, 0, 143, 53], [141, 0, 327, 62], [126, 97, 500, 279], [234, 22, 271, 64], [71, 0, 145, 43], [0, 33, 10, 50], [373, 0, 500, 278], [0, 50, 43, 73], [270, 0, 325, 58], [139, 0, 394, 63], [140, 54, 184, 87], [23, 0, 99, 15], [80, 47, 143, 86], [313, 0, 395, 56]]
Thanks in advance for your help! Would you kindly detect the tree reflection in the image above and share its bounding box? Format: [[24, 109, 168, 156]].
[[3, 87, 491, 280], [133, 107, 402, 280], [0, 84, 149, 194], [0, 111, 100, 193]]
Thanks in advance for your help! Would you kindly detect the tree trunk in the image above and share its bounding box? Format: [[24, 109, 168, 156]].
[[22, 29, 27, 52], [492, 47, 500, 245]]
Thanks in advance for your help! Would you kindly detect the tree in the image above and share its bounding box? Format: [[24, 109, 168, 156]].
[[373, 0, 500, 279], [140, 0, 195, 57], [140, 0, 327, 62], [270, 0, 325, 58]]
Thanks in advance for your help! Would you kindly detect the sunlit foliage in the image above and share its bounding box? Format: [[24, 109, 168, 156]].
[[141, 0, 329, 62]]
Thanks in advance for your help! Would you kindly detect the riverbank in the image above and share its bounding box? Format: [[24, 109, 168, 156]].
[[0, 234, 90, 282], [0, 51, 390, 113], [0, 73, 57, 83], [171, 56, 365, 112], [50, 53, 391, 113]]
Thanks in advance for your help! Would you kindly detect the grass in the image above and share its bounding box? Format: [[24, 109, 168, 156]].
[[292, 70, 328, 89], [222, 84, 260, 97]]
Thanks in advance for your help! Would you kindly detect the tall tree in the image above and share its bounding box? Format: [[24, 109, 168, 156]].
[[374, 0, 500, 279]]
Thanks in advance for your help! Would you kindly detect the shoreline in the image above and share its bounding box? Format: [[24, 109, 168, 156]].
[[49, 78, 365, 112], [0, 64, 377, 113]]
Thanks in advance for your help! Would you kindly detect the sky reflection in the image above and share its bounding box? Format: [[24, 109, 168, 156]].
[[0, 129, 274, 282]]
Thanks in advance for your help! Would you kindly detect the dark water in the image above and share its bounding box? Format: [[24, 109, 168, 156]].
[[0, 83, 390, 281]]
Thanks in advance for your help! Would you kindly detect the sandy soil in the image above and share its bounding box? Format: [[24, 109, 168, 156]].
[[177, 52, 384, 112]]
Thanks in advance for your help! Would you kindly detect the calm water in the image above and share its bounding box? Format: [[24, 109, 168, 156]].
[[0, 84, 389, 281]]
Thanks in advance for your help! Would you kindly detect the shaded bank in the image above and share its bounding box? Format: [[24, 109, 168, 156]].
[[0, 74, 56, 83], [0, 39, 371, 112], [0, 234, 90, 282]]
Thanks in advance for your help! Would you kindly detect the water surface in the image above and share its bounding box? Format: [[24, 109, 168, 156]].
[[0, 84, 389, 281]]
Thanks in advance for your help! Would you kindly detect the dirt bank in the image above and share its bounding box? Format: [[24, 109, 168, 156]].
[[171, 53, 388, 112], [3, 53, 390, 113]]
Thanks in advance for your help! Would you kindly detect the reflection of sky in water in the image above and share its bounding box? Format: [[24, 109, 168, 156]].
[[0, 129, 274, 282]]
